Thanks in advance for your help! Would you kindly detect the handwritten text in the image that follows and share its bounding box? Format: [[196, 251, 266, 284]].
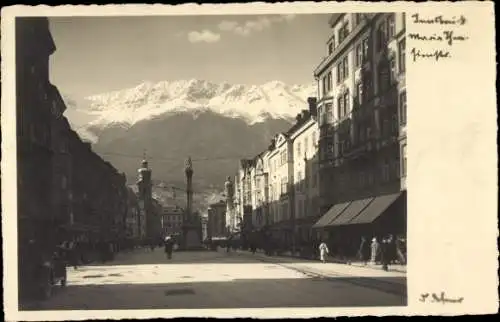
[[420, 292, 464, 304], [409, 13, 470, 63], [411, 14, 467, 26]]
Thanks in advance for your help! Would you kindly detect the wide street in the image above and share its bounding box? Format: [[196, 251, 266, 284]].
[[22, 248, 407, 310]]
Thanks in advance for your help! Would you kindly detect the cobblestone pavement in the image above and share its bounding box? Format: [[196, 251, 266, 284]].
[[20, 248, 407, 311]]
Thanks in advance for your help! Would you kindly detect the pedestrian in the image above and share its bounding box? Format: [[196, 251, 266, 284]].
[[318, 240, 329, 263], [251, 242, 257, 255], [395, 235, 406, 265], [381, 236, 389, 271], [164, 236, 173, 260], [357, 236, 370, 265], [370, 237, 379, 263]]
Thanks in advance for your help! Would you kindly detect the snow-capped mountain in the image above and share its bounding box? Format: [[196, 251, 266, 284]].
[[62, 79, 317, 203], [83, 79, 317, 128]]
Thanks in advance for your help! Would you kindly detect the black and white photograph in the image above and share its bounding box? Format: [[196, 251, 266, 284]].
[[2, 2, 497, 320]]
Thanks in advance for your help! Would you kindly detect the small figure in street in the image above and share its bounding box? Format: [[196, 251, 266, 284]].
[[357, 236, 370, 265], [318, 240, 329, 263], [250, 242, 257, 255], [164, 236, 174, 260], [380, 236, 390, 271], [395, 235, 406, 265], [370, 237, 379, 264]]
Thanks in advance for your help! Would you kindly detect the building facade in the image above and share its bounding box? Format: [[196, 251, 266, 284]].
[[162, 205, 184, 237], [312, 13, 407, 256], [125, 187, 141, 240], [207, 201, 227, 238], [289, 103, 321, 245], [16, 17, 134, 301]]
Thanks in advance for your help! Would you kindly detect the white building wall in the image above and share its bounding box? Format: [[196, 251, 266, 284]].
[[291, 119, 321, 221]]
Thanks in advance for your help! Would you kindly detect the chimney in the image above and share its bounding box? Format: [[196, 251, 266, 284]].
[[307, 97, 317, 116], [301, 109, 309, 119], [295, 113, 302, 123]]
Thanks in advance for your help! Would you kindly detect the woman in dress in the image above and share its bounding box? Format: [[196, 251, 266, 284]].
[[318, 240, 329, 263]]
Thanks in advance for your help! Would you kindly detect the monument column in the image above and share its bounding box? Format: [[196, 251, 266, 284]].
[[180, 157, 203, 250]]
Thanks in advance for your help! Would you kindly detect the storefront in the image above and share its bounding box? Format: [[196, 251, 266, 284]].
[[313, 191, 407, 258]]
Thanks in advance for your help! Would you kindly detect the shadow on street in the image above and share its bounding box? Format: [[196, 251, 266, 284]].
[[20, 276, 407, 311]]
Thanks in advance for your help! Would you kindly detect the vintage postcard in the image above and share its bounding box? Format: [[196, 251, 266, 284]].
[[1, 2, 497, 320]]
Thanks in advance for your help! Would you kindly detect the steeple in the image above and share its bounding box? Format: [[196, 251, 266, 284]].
[[141, 149, 149, 169]]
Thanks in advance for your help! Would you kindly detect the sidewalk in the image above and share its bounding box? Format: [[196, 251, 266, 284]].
[[244, 249, 406, 273], [236, 250, 406, 288]]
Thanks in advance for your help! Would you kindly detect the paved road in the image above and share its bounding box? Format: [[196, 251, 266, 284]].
[[22, 248, 406, 310]]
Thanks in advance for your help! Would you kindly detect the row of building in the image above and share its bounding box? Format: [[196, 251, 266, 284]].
[[226, 13, 407, 255], [16, 17, 165, 272]]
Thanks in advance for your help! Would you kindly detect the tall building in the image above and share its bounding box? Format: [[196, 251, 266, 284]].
[[225, 175, 238, 233], [16, 17, 58, 301], [249, 151, 270, 230], [289, 100, 321, 245], [312, 13, 407, 254]]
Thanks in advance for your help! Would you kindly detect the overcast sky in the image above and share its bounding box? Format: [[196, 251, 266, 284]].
[[48, 14, 331, 99]]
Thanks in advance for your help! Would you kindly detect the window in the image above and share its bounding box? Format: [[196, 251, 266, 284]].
[[337, 96, 344, 118], [322, 76, 327, 97], [343, 90, 350, 116], [337, 56, 349, 83], [325, 103, 333, 123], [297, 143, 301, 158], [355, 82, 363, 105], [387, 14, 396, 39], [354, 13, 362, 26], [355, 43, 363, 67], [343, 56, 349, 79], [398, 39, 406, 73], [327, 142, 334, 155], [328, 41, 334, 55], [327, 71, 332, 92], [312, 132, 317, 147], [401, 144, 407, 177], [336, 63, 342, 83], [399, 91, 407, 125], [362, 38, 369, 60], [389, 57, 396, 83], [339, 22, 350, 43], [304, 137, 309, 156]]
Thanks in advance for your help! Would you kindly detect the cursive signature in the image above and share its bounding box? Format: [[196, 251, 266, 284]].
[[411, 14, 467, 26], [420, 292, 464, 304], [410, 48, 451, 62]]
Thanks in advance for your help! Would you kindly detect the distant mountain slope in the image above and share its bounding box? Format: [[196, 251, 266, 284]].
[[63, 79, 316, 210]]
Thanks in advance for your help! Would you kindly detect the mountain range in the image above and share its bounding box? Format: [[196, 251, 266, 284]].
[[66, 79, 317, 211]]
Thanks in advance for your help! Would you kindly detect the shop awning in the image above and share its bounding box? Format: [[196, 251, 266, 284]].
[[348, 192, 402, 225], [312, 201, 351, 229], [328, 197, 374, 227], [295, 215, 320, 227]]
